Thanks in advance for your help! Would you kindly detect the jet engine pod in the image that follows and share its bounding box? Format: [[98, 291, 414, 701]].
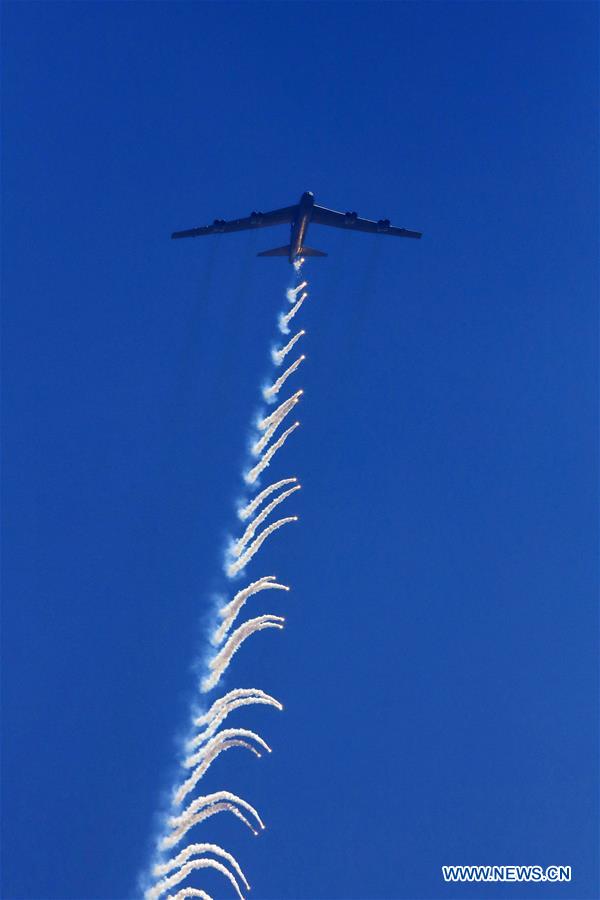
[[344, 211, 358, 225], [377, 218, 391, 232], [213, 219, 227, 232]]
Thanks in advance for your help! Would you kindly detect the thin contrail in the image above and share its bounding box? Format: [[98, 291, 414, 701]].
[[174, 738, 265, 807], [244, 422, 300, 486], [262, 355, 305, 402], [201, 615, 285, 692], [271, 330, 305, 366], [147, 858, 245, 900], [227, 517, 298, 576], [279, 292, 307, 334], [213, 577, 289, 646], [257, 391, 302, 434], [232, 486, 301, 559], [184, 727, 271, 770]]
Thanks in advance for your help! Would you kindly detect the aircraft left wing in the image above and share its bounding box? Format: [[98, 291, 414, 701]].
[[311, 205, 422, 239], [172, 206, 296, 239]]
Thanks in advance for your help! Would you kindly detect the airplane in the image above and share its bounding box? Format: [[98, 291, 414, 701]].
[[171, 191, 422, 264]]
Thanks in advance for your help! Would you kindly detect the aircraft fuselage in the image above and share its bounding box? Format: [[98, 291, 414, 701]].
[[289, 191, 315, 263]]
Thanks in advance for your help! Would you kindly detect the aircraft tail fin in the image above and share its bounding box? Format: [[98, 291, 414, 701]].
[[300, 246, 327, 257], [257, 245, 290, 257]]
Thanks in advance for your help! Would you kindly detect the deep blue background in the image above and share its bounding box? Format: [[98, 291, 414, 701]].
[[2, 3, 598, 899]]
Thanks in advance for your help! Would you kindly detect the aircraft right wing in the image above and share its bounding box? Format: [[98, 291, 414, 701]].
[[311, 205, 422, 239], [172, 206, 296, 239]]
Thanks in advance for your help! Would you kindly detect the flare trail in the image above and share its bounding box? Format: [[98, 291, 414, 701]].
[[245, 424, 300, 485], [272, 330, 305, 366], [201, 615, 285, 692], [213, 577, 289, 646], [227, 517, 298, 577]]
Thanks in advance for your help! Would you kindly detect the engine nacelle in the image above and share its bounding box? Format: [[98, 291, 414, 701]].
[[213, 219, 227, 232], [344, 211, 358, 225], [377, 218, 390, 232], [250, 211, 264, 226]]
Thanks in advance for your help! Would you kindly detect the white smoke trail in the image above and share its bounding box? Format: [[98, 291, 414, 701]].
[[262, 355, 305, 402], [183, 727, 271, 770], [162, 802, 258, 850], [168, 790, 264, 835], [286, 281, 307, 303], [257, 391, 303, 434], [147, 857, 245, 900], [190, 688, 283, 751], [164, 791, 264, 849], [232, 487, 300, 559], [238, 477, 297, 522], [193, 687, 281, 729], [166, 889, 213, 900], [244, 424, 300, 485], [145, 275, 308, 898], [271, 330, 305, 366], [213, 577, 289, 646], [227, 517, 297, 577], [174, 738, 265, 807], [201, 615, 285, 692], [278, 292, 307, 334], [154, 843, 250, 890], [251, 395, 302, 456]]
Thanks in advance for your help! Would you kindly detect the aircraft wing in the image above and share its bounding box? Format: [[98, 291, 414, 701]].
[[311, 205, 422, 239], [172, 206, 296, 239]]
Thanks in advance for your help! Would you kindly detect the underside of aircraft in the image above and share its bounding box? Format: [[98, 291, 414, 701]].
[[172, 191, 422, 263]]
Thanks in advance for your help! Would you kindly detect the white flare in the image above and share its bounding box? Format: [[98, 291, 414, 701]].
[[227, 517, 297, 577], [263, 355, 305, 402], [201, 616, 285, 692], [174, 738, 263, 806], [258, 391, 302, 433], [189, 695, 282, 748], [213, 577, 289, 645], [252, 396, 301, 456], [169, 790, 264, 833], [162, 802, 257, 850], [166, 889, 213, 900], [232, 486, 300, 559], [166, 890, 213, 900], [146, 858, 245, 900], [286, 281, 308, 302], [194, 687, 280, 729], [184, 726, 271, 770], [272, 330, 305, 366], [279, 292, 306, 333], [238, 477, 297, 522], [154, 843, 249, 890], [190, 688, 283, 750], [244, 424, 300, 485]]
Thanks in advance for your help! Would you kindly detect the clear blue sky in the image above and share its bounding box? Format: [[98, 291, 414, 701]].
[[2, 3, 598, 899]]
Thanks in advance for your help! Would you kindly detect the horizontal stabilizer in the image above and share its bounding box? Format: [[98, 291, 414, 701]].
[[257, 245, 290, 257], [300, 246, 327, 257]]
